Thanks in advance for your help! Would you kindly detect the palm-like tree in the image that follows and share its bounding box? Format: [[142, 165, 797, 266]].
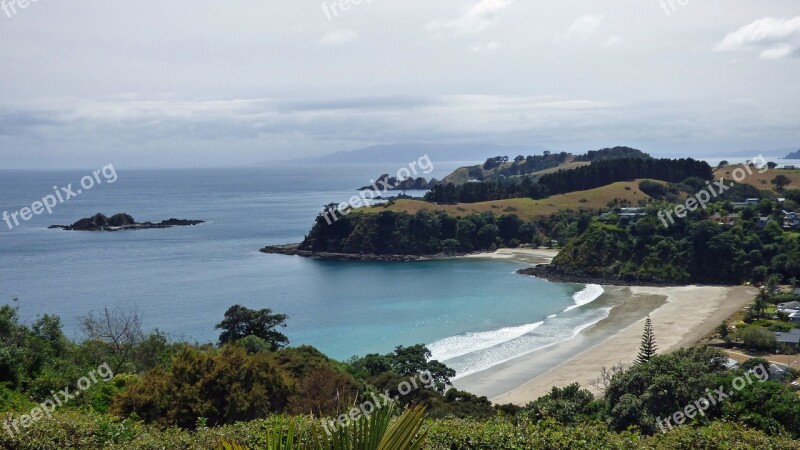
[[753, 288, 770, 320], [219, 404, 428, 450]]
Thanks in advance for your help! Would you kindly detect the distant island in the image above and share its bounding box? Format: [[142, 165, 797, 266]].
[[50, 213, 204, 231], [784, 149, 800, 159]]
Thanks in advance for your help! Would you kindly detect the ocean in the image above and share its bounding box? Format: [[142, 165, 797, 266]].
[[0, 164, 606, 377]]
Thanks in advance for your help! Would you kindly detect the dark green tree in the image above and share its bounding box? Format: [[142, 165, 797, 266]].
[[216, 305, 289, 349], [772, 175, 791, 191], [636, 316, 658, 365]]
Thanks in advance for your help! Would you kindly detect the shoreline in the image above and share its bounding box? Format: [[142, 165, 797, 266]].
[[260, 244, 561, 264], [466, 284, 756, 405], [516, 265, 690, 287], [264, 243, 757, 405]]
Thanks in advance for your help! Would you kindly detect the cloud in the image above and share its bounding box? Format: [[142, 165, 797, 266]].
[[715, 17, 800, 59], [427, 0, 514, 38], [603, 35, 622, 47], [469, 41, 500, 53], [321, 29, 359, 46], [561, 14, 604, 41], [3, 94, 799, 168]]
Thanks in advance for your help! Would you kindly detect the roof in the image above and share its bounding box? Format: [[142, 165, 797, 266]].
[[773, 329, 800, 345], [778, 301, 800, 310]]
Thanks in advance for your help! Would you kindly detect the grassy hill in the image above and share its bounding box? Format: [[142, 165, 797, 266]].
[[713, 166, 800, 195], [360, 180, 660, 221]]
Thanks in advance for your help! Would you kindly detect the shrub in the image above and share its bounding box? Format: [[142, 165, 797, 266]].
[[111, 346, 291, 428], [639, 180, 669, 199], [737, 326, 778, 351], [521, 383, 602, 425]]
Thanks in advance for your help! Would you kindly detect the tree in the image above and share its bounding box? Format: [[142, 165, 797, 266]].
[[590, 362, 627, 393], [636, 317, 658, 364], [752, 289, 769, 320], [765, 274, 783, 294], [772, 175, 791, 191], [216, 305, 289, 350], [741, 357, 771, 372], [111, 345, 291, 428], [82, 306, 145, 373], [718, 161, 729, 169], [389, 344, 455, 392], [737, 326, 777, 351], [523, 383, 599, 425], [606, 347, 729, 434]]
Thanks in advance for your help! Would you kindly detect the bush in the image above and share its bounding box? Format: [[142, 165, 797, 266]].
[[737, 326, 778, 351], [522, 383, 602, 425], [605, 347, 729, 434], [639, 180, 669, 199], [0, 383, 34, 412], [111, 345, 292, 428]]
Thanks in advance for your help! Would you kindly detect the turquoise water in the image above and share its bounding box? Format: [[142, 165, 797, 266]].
[[0, 166, 603, 375]]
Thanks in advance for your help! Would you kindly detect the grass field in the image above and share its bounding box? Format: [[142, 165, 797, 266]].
[[358, 180, 657, 221], [714, 166, 800, 195]]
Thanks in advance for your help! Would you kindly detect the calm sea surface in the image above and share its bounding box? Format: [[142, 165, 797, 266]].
[[0, 164, 605, 376]]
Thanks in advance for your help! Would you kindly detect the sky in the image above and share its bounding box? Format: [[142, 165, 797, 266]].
[[0, 0, 799, 169]]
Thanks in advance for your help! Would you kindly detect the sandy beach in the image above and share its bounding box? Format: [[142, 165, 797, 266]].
[[462, 247, 560, 265], [450, 260, 758, 405]]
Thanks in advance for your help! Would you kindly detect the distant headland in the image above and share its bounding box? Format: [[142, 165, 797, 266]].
[[783, 149, 800, 159]]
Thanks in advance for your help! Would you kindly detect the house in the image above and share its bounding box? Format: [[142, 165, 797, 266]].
[[710, 213, 738, 226], [773, 329, 800, 347], [782, 211, 800, 229], [745, 198, 761, 206], [757, 217, 771, 228], [616, 207, 646, 223], [785, 165, 796, 170], [790, 312, 800, 324], [769, 364, 791, 381], [778, 301, 800, 315]]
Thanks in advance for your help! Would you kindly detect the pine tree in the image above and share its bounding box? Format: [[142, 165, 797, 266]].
[[636, 316, 658, 364]]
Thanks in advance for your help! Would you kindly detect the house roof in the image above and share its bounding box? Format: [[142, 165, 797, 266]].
[[778, 301, 800, 310], [773, 329, 800, 344]]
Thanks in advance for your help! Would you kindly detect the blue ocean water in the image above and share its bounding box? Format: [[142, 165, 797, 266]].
[[0, 164, 604, 375]]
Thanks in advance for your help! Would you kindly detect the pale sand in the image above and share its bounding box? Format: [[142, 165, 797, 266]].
[[462, 248, 559, 265], [483, 284, 757, 405]]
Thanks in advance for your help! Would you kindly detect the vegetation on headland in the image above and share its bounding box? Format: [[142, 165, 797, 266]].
[[548, 199, 800, 284], [2, 295, 800, 448], [292, 148, 800, 286], [295, 208, 590, 256], [425, 155, 711, 203]]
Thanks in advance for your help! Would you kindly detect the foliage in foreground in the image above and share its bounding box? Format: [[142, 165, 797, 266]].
[[219, 403, 427, 450], [1, 410, 798, 450]]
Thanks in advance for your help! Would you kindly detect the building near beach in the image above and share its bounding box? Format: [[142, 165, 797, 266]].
[[772, 329, 800, 347]]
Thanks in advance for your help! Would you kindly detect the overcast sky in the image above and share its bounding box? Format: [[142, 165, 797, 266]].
[[0, 0, 798, 168]]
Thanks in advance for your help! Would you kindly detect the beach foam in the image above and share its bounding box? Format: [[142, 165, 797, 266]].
[[444, 304, 613, 380], [429, 321, 545, 362], [564, 284, 604, 311]]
